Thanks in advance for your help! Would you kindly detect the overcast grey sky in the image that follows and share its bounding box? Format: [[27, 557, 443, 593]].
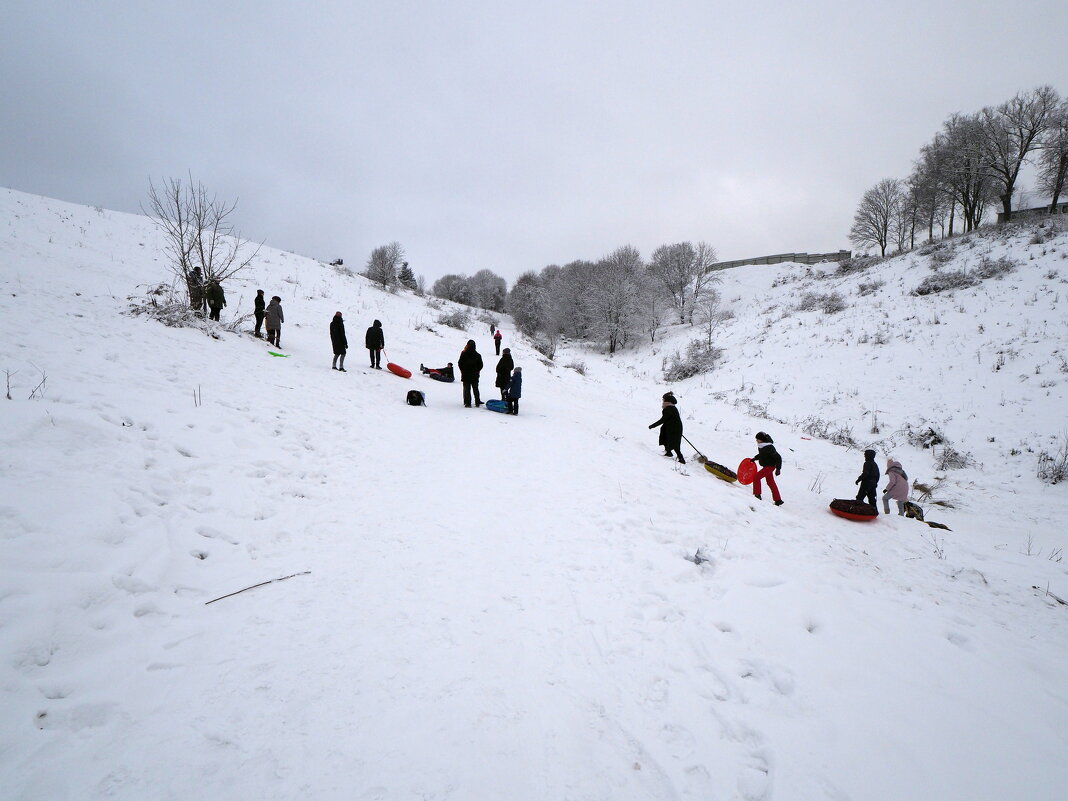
[[3, 0, 1066, 283]]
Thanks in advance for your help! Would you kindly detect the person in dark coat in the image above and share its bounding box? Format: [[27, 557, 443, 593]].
[[505, 367, 522, 415], [206, 280, 226, 321], [751, 431, 783, 504], [264, 296, 284, 347], [457, 339, 483, 407], [253, 289, 266, 338], [495, 348, 514, 399], [649, 392, 685, 463], [330, 312, 348, 371], [365, 319, 385, 368], [855, 449, 881, 511], [493, 328, 503, 355]]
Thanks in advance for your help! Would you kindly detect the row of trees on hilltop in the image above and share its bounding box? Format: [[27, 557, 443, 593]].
[[506, 241, 721, 355], [850, 86, 1068, 256]]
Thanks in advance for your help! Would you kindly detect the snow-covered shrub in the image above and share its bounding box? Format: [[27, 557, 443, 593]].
[[662, 339, 722, 381], [799, 415, 857, 448], [857, 279, 885, 296], [912, 270, 976, 296], [532, 335, 558, 360], [935, 443, 976, 471], [974, 256, 1016, 280], [835, 255, 881, 276], [903, 422, 945, 450], [127, 283, 246, 335], [1037, 437, 1068, 484], [424, 297, 444, 310], [565, 360, 587, 375], [797, 291, 847, 314], [437, 308, 470, 329]]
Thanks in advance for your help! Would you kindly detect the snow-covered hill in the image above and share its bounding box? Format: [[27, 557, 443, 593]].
[[2, 187, 1067, 801]]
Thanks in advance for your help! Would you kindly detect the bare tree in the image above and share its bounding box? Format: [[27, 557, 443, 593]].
[[693, 290, 728, 348], [850, 179, 902, 256], [365, 241, 405, 287], [979, 86, 1061, 219], [145, 176, 259, 310], [582, 245, 646, 353], [648, 242, 696, 323], [506, 271, 548, 336], [940, 113, 996, 233], [1038, 100, 1068, 211], [689, 241, 720, 324]]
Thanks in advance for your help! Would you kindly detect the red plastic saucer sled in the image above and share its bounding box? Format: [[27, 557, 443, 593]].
[[829, 499, 878, 522], [387, 362, 412, 379], [736, 458, 757, 485]]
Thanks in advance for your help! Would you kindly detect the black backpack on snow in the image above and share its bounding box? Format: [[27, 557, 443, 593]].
[[406, 390, 426, 406]]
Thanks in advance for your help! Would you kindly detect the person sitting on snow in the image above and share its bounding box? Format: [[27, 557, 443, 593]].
[[420, 362, 455, 382]]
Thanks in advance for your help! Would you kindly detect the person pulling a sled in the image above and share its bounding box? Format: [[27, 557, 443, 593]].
[[366, 319, 385, 369], [751, 431, 783, 505], [649, 392, 685, 463], [855, 449, 880, 512]]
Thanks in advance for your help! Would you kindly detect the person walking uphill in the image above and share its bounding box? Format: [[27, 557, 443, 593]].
[[882, 458, 908, 515], [330, 312, 348, 371], [495, 348, 514, 399], [855, 449, 881, 511], [493, 328, 503, 355], [365, 319, 385, 369], [751, 431, 783, 505], [265, 296, 284, 347], [505, 366, 522, 415], [649, 392, 685, 463], [457, 339, 483, 407], [206, 280, 226, 321], [253, 289, 266, 338]]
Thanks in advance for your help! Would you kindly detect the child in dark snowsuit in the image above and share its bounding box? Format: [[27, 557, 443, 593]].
[[649, 392, 685, 463], [751, 431, 783, 505], [855, 449, 881, 511], [505, 367, 522, 415]]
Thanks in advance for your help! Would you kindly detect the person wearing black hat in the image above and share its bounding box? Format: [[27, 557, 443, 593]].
[[330, 312, 348, 371], [649, 393, 685, 463], [855, 449, 881, 511], [365, 319, 385, 368]]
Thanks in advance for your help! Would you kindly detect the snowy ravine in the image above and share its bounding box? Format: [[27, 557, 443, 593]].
[[2, 186, 1067, 801]]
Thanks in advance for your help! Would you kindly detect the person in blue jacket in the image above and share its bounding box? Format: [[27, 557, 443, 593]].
[[505, 366, 522, 415]]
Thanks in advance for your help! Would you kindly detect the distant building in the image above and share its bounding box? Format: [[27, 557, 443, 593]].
[[997, 203, 1068, 223], [710, 250, 851, 271]]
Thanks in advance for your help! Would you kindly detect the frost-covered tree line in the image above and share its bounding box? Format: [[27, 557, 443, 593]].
[[504, 241, 721, 355], [850, 85, 1068, 256]]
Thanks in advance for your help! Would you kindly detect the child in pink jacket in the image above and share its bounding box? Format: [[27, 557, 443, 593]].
[[882, 459, 909, 515]]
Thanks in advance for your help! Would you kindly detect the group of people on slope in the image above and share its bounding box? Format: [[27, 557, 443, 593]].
[[856, 449, 910, 516], [252, 290, 285, 347], [327, 315, 386, 372], [453, 339, 523, 414], [649, 392, 910, 514]]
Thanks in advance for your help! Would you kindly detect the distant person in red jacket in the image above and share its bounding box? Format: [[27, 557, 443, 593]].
[[493, 328, 503, 355]]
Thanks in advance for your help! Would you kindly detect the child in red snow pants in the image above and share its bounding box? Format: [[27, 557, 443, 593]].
[[753, 465, 782, 503]]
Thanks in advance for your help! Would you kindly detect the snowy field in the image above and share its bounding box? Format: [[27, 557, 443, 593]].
[[2, 187, 1067, 800]]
